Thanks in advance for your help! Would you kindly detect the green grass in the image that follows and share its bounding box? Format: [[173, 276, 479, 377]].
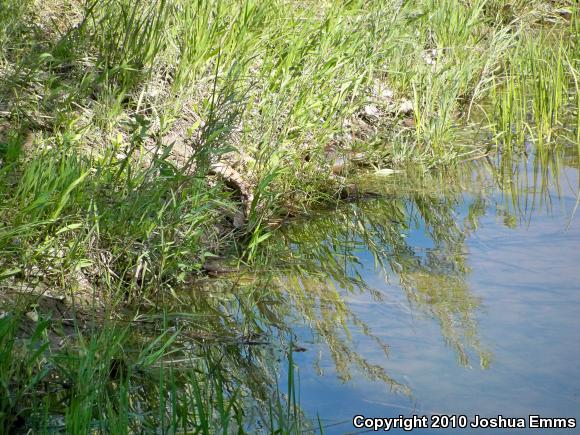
[[485, 6, 579, 149], [0, 308, 310, 433], [0, 0, 578, 431]]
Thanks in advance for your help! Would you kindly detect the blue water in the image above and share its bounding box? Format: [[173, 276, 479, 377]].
[[286, 155, 580, 434]]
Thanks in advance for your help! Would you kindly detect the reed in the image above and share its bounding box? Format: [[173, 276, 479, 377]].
[[0, 309, 308, 433], [0, 0, 578, 431], [485, 11, 578, 150]]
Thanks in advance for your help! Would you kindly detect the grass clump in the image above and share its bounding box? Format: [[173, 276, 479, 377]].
[[486, 4, 579, 148], [0, 309, 308, 433], [0, 0, 578, 431]]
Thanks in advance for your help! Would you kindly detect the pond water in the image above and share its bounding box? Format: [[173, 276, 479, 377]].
[[9, 143, 575, 432], [269, 145, 580, 434]]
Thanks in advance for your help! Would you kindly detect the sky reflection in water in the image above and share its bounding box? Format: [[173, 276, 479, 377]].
[[280, 147, 580, 434]]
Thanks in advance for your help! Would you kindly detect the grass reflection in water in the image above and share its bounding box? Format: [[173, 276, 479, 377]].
[[2, 144, 578, 432]]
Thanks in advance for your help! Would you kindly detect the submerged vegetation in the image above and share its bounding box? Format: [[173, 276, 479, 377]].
[[0, 0, 579, 432]]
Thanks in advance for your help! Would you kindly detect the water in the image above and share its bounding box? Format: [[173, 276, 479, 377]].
[[272, 146, 580, 434], [6, 144, 576, 433]]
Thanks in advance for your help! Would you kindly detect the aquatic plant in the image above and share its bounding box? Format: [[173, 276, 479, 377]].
[[1, 0, 578, 431]]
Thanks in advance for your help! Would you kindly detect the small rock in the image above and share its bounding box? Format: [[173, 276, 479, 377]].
[[332, 157, 347, 175], [399, 100, 414, 114], [372, 80, 394, 101], [363, 104, 381, 120], [379, 87, 394, 100], [233, 209, 246, 229], [26, 311, 39, 322], [422, 49, 438, 66], [373, 168, 400, 177]]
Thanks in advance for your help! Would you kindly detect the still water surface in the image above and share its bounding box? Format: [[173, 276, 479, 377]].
[[276, 146, 580, 434]]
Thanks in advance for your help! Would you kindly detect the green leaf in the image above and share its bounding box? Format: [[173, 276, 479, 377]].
[[56, 223, 83, 235], [0, 268, 21, 279], [51, 170, 90, 220]]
